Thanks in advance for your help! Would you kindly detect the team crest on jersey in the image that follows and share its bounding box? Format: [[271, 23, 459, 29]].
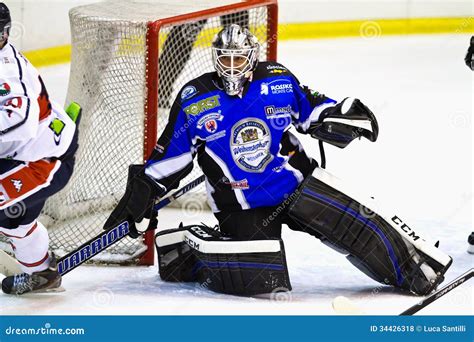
[[205, 119, 218, 133], [181, 85, 198, 101], [0, 83, 11, 96], [230, 118, 273, 172], [196, 112, 224, 131]]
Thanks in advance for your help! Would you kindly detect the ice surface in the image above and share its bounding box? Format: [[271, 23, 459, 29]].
[[1, 34, 472, 315]]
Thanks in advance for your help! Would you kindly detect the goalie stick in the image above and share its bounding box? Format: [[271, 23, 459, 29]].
[[399, 268, 473, 315], [332, 268, 473, 315], [0, 175, 205, 277]]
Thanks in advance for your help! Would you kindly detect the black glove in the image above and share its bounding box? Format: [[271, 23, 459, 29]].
[[311, 97, 379, 148], [465, 36, 474, 70], [103, 164, 163, 238]]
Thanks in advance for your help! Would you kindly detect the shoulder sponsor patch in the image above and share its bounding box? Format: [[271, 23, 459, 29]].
[[266, 64, 288, 74], [230, 118, 273, 172], [181, 85, 198, 101]]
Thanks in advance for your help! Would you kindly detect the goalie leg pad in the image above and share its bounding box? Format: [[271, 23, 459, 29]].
[[288, 174, 451, 295], [155, 225, 197, 282], [155, 224, 291, 296]]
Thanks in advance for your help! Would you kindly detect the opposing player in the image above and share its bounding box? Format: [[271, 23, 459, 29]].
[[105, 25, 452, 296], [465, 36, 473, 70], [465, 36, 473, 253], [0, 3, 80, 294]]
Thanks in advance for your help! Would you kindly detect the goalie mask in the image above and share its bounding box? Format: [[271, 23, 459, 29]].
[[0, 3, 10, 45], [212, 24, 260, 96]]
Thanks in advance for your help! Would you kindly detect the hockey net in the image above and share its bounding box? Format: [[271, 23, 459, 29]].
[[34, 0, 278, 265]]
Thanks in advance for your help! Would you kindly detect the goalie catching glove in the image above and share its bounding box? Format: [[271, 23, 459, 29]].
[[311, 97, 379, 148], [103, 164, 163, 238]]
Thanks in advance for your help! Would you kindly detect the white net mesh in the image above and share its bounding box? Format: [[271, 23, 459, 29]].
[[37, 0, 273, 264]]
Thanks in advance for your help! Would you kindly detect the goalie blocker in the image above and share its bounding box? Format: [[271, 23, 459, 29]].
[[155, 224, 291, 296], [288, 169, 452, 295]]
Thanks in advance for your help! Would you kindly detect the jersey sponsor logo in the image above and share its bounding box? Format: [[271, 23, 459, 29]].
[[270, 83, 293, 94], [181, 85, 198, 101], [260, 79, 293, 96], [2, 57, 13, 64], [184, 95, 221, 116], [49, 118, 66, 146], [206, 130, 226, 142], [230, 118, 273, 172], [224, 178, 250, 190], [264, 105, 293, 119], [0, 82, 11, 96], [10, 179, 23, 193]]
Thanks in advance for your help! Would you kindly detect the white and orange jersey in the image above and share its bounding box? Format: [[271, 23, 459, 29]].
[[0, 42, 76, 162]]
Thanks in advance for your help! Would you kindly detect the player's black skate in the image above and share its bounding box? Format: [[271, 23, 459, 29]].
[[1, 253, 62, 295], [468, 232, 474, 254]]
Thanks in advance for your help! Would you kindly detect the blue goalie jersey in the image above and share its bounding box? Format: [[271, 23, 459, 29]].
[[145, 62, 337, 212]]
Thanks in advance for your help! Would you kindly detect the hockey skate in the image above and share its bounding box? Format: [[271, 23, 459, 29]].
[[1, 253, 64, 295], [468, 232, 474, 254]]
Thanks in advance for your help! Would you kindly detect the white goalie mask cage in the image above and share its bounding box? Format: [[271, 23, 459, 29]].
[[212, 24, 260, 95]]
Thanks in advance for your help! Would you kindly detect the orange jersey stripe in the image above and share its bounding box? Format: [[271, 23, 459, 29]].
[[0, 160, 59, 206]]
